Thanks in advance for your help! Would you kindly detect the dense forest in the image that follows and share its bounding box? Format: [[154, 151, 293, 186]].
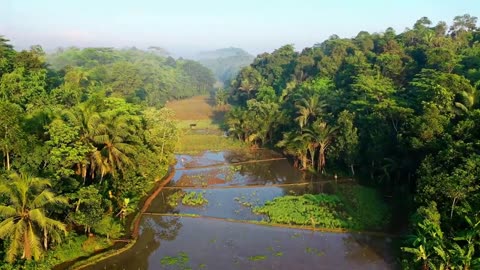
[[226, 15, 480, 269], [0, 39, 214, 269], [48, 47, 216, 107], [195, 47, 254, 84]]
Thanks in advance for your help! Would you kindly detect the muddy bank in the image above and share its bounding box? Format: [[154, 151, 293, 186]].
[[61, 168, 176, 270]]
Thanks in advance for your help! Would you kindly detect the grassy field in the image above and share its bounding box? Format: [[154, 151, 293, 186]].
[[166, 96, 244, 154]]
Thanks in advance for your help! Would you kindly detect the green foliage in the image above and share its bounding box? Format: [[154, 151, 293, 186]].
[[335, 185, 390, 230], [254, 186, 389, 230], [69, 186, 104, 234], [226, 16, 480, 268], [167, 191, 186, 208], [181, 191, 208, 206], [47, 47, 215, 106], [92, 216, 123, 240], [253, 193, 345, 228], [0, 174, 68, 262]]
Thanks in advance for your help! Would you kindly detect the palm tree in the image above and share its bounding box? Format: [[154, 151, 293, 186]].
[[277, 131, 310, 169], [226, 107, 246, 141], [65, 105, 140, 181], [91, 113, 139, 177], [0, 174, 67, 262], [304, 120, 337, 173], [63, 104, 101, 182], [295, 95, 325, 129]]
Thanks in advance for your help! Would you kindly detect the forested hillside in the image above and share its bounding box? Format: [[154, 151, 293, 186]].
[[0, 38, 214, 268], [226, 15, 480, 269], [48, 47, 215, 107], [196, 47, 254, 84]]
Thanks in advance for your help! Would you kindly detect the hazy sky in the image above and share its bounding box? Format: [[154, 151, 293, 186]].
[[1, 0, 479, 56]]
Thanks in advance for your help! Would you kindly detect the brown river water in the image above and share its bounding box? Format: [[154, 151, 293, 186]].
[[83, 150, 398, 270]]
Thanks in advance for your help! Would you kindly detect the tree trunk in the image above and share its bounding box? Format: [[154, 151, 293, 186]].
[[318, 145, 326, 174], [24, 230, 31, 260], [301, 155, 307, 170], [450, 197, 457, 219], [6, 149, 10, 171], [44, 230, 48, 250], [350, 164, 355, 176], [76, 199, 82, 212], [308, 146, 316, 171], [160, 128, 166, 158]]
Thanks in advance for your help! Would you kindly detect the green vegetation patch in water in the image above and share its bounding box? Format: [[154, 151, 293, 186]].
[[253, 185, 389, 230], [160, 252, 191, 269], [182, 191, 209, 206], [248, 255, 267, 261], [168, 191, 209, 207], [253, 193, 345, 228]]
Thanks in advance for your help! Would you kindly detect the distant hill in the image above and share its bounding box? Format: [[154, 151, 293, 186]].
[[195, 47, 254, 85]]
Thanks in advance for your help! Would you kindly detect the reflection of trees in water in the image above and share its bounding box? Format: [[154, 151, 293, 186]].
[[86, 216, 183, 270], [239, 160, 306, 184], [142, 216, 182, 242], [341, 233, 396, 267]]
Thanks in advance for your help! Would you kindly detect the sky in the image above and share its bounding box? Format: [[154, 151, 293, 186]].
[[1, 0, 479, 57]]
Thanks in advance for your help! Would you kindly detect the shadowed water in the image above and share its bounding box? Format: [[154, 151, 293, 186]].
[[89, 216, 396, 270]]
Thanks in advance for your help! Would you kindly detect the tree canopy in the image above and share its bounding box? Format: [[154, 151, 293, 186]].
[[225, 15, 480, 269]]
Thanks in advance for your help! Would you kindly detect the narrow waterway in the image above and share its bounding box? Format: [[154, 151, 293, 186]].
[[84, 150, 397, 270]]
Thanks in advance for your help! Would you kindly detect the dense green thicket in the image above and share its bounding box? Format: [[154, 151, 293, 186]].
[[47, 47, 215, 107], [0, 38, 194, 267], [226, 15, 480, 269]]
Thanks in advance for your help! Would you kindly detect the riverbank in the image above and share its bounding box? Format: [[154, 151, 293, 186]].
[[54, 167, 176, 270]]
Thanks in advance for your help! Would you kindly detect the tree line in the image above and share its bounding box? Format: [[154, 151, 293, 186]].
[[225, 15, 480, 269], [0, 38, 213, 268]]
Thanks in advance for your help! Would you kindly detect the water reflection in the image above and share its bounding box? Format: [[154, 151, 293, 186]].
[[146, 182, 338, 221], [87, 216, 396, 270], [83, 151, 396, 270]]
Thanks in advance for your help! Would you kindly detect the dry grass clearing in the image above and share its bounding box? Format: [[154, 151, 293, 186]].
[[166, 95, 225, 121], [166, 95, 243, 154]]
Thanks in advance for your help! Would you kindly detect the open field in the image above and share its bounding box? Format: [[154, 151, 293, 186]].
[[166, 95, 225, 121], [166, 96, 243, 154]]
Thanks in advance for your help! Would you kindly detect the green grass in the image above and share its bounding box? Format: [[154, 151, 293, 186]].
[[176, 133, 245, 154], [253, 185, 390, 231], [176, 119, 220, 130], [336, 185, 390, 230]]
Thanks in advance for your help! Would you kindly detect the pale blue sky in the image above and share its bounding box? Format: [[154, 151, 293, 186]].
[[0, 0, 479, 56]]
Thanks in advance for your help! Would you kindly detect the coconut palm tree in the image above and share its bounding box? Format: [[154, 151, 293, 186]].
[[0, 174, 67, 262], [304, 120, 337, 173], [92, 113, 139, 177], [277, 131, 310, 169], [295, 95, 325, 129]]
